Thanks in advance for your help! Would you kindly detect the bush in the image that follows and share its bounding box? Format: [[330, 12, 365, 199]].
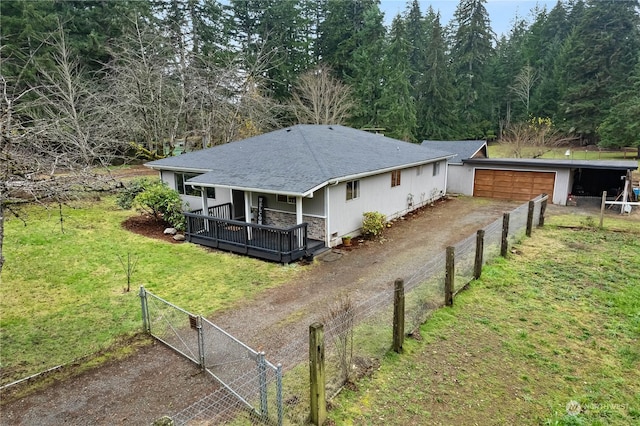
[[133, 182, 186, 230], [116, 177, 157, 209], [362, 211, 386, 238]]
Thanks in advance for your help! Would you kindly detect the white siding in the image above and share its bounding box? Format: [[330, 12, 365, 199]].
[[446, 164, 475, 195], [326, 163, 446, 246], [159, 170, 231, 211], [249, 187, 325, 216]]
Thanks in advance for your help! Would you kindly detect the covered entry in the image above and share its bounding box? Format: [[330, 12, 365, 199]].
[[473, 169, 555, 201]]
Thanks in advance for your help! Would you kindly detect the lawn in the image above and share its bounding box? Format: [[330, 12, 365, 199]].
[[488, 144, 640, 163], [0, 196, 299, 385], [328, 216, 640, 425]]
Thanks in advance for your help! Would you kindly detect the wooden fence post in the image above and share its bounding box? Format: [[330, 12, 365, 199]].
[[539, 195, 547, 227], [526, 201, 535, 237], [599, 191, 607, 228], [309, 323, 326, 426], [445, 246, 455, 306], [393, 278, 405, 354], [501, 213, 510, 257], [474, 229, 485, 280]]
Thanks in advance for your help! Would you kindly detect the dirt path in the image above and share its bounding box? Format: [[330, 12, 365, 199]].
[[0, 197, 521, 425]]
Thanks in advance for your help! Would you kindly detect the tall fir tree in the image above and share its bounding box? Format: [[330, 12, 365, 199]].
[[598, 55, 640, 155], [450, 0, 496, 138], [527, 1, 570, 119], [403, 0, 428, 90], [346, 2, 386, 130], [558, 0, 640, 143], [229, 0, 311, 100], [377, 15, 416, 141], [417, 8, 458, 140], [316, 0, 378, 79]]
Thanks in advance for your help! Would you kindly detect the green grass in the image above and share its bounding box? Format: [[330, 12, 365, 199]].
[[328, 221, 640, 425], [0, 196, 299, 384], [488, 144, 640, 163]]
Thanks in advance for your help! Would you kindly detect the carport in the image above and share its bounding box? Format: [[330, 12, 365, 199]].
[[463, 158, 638, 205]]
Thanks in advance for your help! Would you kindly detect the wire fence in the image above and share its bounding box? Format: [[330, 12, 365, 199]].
[[140, 288, 283, 425], [141, 194, 548, 425]]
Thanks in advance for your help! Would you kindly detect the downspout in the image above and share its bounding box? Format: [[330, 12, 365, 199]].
[[442, 161, 449, 199]]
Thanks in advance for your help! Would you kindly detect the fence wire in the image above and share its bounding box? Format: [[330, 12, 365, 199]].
[[141, 288, 282, 426], [142, 195, 549, 425], [144, 291, 200, 365], [508, 202, 529, 244], [482, 217, 503, 264]]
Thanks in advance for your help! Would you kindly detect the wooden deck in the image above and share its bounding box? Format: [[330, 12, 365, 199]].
[[185, 208, 323, 263]]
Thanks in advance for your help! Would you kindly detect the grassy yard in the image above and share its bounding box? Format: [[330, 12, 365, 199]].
[[0, 196, 299, 385], [328, 215, 640, 425], [488, 144, 640, 163]]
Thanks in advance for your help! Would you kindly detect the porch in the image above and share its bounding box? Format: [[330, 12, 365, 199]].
[[185, 204, 324, 263]]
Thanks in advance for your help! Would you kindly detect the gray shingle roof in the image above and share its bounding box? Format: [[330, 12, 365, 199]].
[[420, 140, 487, 164], [147, 125, 454, 195]]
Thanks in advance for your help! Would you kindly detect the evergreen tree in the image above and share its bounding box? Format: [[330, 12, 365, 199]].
[[558, 0, 640, 143], [403, 0, 428, 90], [417, 9, 458, 140], [488, 16, 529, 134], [598, 56, 640, 155], [230, 0, 310, 100], [527, 1, 569, 118], [450, 0, 496, 138], [346, 3, 386, 130], [377, 15, 416, 141], [316, 0, 378, 79]]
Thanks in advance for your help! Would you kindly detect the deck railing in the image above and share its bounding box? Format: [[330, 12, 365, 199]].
[[184, 210, 309, 263], [190, 202, 232, 220]]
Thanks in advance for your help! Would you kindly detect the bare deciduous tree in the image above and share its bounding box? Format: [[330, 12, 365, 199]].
[[510, 65, 538, 115], [0, 25, 123, 274], [291, 65, 354, 125], [499, 118, 576, 158]]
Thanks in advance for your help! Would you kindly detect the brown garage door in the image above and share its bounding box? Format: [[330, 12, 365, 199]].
[[473, 169, 555, 201]]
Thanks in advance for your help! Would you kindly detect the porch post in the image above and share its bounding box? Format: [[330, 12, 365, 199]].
[[200, 188, 209, 214], [296, 196, 303, 225], [296, 196, 303, 248], [244, 191, 252, 239], [201, 188, 209, 232]]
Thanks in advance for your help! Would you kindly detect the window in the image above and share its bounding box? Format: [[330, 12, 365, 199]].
[[432, 161, 441, 176], [175, 173, 215, 198], [277, 194, 296, 204], [391, 170, 401, 187], [346, 180, 360, 200], [416, 165, 423, 176]]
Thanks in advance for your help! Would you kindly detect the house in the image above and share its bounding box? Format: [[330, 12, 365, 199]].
[[146, 125, 454, 262], [421, 140, 638, 205], [421, 140, 487, 195]]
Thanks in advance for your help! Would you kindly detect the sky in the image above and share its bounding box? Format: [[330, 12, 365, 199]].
[[380, 0, 559, 36]]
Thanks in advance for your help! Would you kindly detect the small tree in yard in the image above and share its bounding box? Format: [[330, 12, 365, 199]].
[[133, 182, 185, 230]]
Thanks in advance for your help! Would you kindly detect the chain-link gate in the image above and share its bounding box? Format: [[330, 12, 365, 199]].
[[139, 287, 283, 425]]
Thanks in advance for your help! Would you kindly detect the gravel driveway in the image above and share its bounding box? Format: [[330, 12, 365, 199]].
[[0, 196, 521, 425]]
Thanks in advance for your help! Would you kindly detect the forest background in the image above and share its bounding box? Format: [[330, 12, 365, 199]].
[[2, 0, 639, 156]]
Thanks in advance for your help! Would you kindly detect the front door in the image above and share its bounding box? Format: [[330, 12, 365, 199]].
[[231, 190, 245, 220]]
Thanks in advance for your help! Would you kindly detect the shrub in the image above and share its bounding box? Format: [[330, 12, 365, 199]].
[[116, 177, 157, 209], [133, 182, 186, 230], [362, 211, 386, 238]]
